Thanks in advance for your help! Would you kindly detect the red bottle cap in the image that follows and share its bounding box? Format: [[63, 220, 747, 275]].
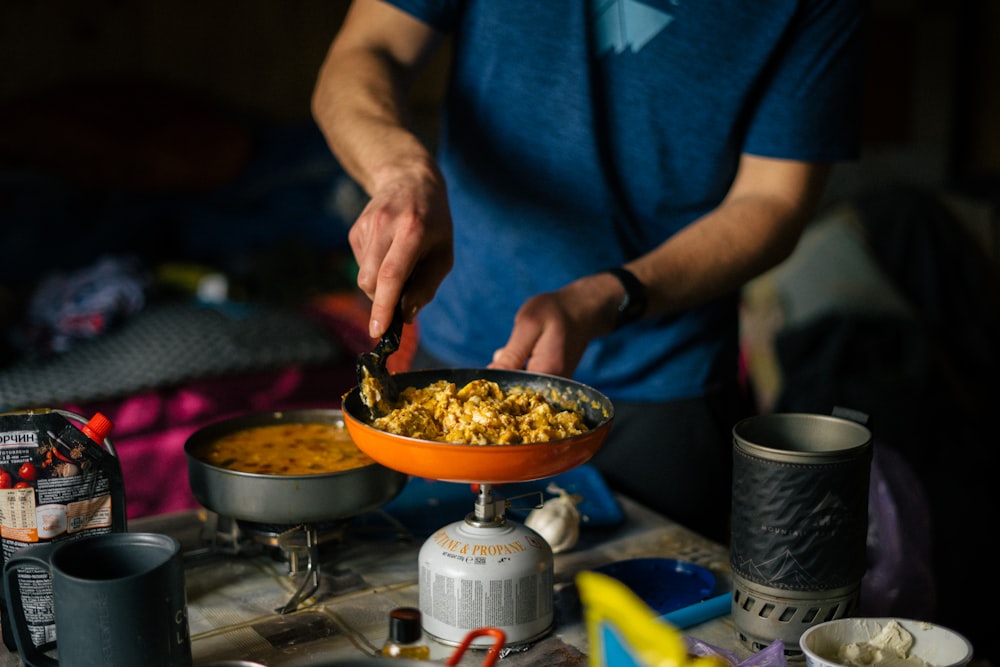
[[80, 412, 114, 444]]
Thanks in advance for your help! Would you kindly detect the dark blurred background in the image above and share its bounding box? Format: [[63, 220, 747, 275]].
[[1, 0, 999, 662]]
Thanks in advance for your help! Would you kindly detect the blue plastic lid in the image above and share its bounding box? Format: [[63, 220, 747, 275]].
[[592, 557, 716, 615]]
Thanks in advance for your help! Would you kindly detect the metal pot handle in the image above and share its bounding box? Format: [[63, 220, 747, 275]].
[[444, 627, 506, 667]]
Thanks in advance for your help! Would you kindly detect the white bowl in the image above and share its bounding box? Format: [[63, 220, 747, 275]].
[[800, 618, 973, 667]]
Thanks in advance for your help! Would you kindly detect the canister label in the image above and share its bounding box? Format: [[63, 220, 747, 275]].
[[417, 522, 554, 646]]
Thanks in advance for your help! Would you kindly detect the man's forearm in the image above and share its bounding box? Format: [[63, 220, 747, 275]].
[[629, 158, 829, 318], [312, 47, 432, 196]]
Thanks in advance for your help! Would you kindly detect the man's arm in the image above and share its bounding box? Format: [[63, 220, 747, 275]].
[[490, 155, 830, 376], [312, 0, 453, 338], [631, 154, 829, 319]]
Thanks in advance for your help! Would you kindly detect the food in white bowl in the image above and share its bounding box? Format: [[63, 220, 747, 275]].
[[800, 618, 973, 667]]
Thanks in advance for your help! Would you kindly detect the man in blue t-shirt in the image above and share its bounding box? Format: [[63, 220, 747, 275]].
[[312, 0, 868, 542]]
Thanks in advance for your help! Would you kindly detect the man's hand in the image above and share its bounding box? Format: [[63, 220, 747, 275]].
[[489, 273, 622, 377], [349, 160, 453, 338]]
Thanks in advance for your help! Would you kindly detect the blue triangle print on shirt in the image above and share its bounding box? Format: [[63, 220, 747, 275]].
[[592, 0, 675, 55]]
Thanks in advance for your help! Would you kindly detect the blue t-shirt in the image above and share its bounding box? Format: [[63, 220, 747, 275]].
[[386, 0, 867, 401]]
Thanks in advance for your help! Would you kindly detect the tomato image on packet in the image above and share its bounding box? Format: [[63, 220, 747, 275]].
[[17, 462, 38, 482]]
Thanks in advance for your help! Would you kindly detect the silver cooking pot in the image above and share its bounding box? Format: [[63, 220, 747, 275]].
[[184, 409, 407, 524]]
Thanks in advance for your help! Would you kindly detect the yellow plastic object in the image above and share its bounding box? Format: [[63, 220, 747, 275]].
[[577, 571, 729, 667]]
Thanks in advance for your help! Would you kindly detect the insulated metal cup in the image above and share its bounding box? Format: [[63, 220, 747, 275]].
[[730, 412, 872, 660], [3, 532, 192, 667]]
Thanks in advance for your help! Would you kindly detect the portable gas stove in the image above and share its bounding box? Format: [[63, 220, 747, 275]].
[[190, 513, 386, 614], [182, 409, 410, 615]]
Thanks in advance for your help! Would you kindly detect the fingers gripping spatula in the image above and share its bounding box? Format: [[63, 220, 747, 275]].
[[356, 301, 404, 421]]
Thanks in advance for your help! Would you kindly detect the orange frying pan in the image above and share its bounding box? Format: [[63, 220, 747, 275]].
[[341, 368, 614, 484]]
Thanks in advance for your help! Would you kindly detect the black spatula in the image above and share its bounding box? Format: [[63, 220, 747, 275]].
[[355, 301, 404, 420]]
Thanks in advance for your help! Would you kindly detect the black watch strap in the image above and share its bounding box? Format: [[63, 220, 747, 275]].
[[605, 267, 647, 329]]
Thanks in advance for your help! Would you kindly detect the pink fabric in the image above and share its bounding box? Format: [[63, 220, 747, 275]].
[[60, 362, 357, 520]]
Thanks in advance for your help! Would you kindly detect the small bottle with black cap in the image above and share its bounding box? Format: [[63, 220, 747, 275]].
[[381, 607, 430, 660]]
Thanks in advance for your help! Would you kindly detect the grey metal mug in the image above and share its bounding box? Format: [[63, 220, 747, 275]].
[[3, 532, 192, 667]]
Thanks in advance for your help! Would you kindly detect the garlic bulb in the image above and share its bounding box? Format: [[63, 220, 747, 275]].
[[525, 487, 582, 553]]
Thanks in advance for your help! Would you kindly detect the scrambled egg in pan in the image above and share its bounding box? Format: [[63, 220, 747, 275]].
[[371, 379, 590, 444]]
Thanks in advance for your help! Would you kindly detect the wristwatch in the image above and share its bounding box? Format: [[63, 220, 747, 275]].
[[605, 267, 647, 329]]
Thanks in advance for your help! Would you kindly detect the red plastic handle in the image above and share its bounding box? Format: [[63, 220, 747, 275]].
[[445, 627, 507, 667]]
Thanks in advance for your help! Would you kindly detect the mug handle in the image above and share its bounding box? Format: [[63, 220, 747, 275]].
[[4, 543, 60, 667]]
